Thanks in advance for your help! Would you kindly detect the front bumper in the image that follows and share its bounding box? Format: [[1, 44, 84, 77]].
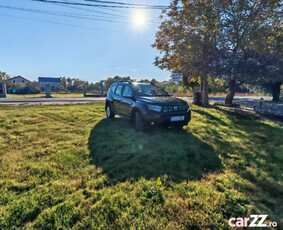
[[144, 109, 191, 127]]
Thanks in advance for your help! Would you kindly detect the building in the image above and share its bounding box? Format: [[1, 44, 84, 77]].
[[38, 77, 61, 91], [9, 76, 31, 85]]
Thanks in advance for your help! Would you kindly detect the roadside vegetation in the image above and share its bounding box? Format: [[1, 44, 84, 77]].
[[1, 71, 277, 102], [0, 103, 282, 229]]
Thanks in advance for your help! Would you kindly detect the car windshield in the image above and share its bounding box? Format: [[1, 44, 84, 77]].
[[133, 84, 169, 97]]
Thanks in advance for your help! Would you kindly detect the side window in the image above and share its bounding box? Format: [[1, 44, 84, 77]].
[[110, 84, 117, 93], [122, 85, 132, 97], [115, 85, 123, 96]]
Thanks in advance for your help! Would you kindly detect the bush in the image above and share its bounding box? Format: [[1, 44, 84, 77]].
[[7, 82, 41, 94]]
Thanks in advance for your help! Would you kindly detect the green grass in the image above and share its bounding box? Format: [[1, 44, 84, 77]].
[[0, 103, 282, 229]]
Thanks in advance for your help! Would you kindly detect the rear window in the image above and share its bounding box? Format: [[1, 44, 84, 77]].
[[115, 85, 123, 96], [110, 84, 117, 93]]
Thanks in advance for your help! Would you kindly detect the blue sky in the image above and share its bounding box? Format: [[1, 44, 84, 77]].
[[0, 0, 171, 82]]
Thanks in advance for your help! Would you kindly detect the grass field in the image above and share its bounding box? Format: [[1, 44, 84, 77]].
[[0, 103, 282, 229]]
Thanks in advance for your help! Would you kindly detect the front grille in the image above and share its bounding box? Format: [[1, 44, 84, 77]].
[[163, 105, 187, 112]]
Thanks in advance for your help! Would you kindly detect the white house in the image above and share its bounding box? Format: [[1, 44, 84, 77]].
[[9, 76, 31, 85]]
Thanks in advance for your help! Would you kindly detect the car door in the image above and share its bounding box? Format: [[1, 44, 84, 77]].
[[121, 85, 134, 118], [113, 84, 123, 114]]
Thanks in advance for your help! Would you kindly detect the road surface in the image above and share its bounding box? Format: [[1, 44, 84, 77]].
[[0, 97, 105, 105]]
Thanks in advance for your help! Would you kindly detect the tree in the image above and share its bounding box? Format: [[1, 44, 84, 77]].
[[246, 4, 283, 101], [0, 71, 10, 81], [217, 0, 282, 104], [151, 78, 158, 84], [66, 77, 72, 91], [153, 0, 281, 105], [60, 77, 67, 92], [235, 50, 283, 101], [104, 78, 117, 91], [165, 82, 179, 93], [153, 0, 222, 106], [72, 78, 85, 91], [26, 82, 41, 94], [87, 82, 101, 91]]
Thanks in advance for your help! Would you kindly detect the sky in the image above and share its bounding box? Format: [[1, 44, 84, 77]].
[[0, 0, 171, 82]]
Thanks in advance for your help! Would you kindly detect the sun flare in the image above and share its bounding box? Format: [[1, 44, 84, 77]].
[[133, 11, 146, 27]]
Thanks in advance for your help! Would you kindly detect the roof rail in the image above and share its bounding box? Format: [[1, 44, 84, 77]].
[[118, 80, 132, 84]]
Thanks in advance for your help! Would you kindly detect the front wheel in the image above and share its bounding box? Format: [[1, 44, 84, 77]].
[[106, 104, 115, 119], [135, 111, 144, 132]]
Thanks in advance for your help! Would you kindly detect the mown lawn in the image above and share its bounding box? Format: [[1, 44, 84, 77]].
[[0, 103, 282, 229]]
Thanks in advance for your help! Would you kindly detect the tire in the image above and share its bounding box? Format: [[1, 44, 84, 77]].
[[106, 104, 115, 119], [135, 111, 144, 132]]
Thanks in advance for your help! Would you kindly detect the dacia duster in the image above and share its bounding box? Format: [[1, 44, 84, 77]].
[[105, 81, 191, 131]]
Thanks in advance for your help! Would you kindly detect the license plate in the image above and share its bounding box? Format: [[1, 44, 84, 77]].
[[170, 116, 185, 122]]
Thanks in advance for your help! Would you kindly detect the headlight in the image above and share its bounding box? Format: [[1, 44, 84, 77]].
[[147, 104, 162, 112]]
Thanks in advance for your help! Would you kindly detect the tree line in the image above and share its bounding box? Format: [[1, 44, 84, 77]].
[[60, 76, 133, 93], [0, 70, 279, 97], [0, 73, 147, 94], [152, 0, 282, 105]]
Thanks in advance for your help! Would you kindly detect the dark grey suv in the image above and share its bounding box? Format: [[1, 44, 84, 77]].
[[105, 81, 191, 131]]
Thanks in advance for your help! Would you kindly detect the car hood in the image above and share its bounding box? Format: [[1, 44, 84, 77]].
[[138, 96, 186, 105]]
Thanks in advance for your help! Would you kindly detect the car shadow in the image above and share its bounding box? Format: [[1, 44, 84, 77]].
[[88, 118, 222, 183]]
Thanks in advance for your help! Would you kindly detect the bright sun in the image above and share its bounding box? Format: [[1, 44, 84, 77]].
[[133, 11, 146, 27]]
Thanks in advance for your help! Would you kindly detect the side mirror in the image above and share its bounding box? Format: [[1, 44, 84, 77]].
[[169, 93, 172, 96]]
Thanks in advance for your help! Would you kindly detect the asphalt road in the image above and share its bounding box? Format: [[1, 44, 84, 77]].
[[0, 97, 105, 103], [0, 97, 105, 105], [0, 96, 272, 106]]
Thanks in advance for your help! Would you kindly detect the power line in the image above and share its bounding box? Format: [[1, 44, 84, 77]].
[[56, 3, 129, 18], [0, 12, 120, 32], [32, 0, 170, 9], [0, 4, 160, 25], [41, 0, 132, 18], [0, 4, 127, 23], [82, 0, 169, 8], [94, 4, 162, 20], [26, 0, 161, 21], [37, 0, 163, 22], [21, 0, 162, 21], [57, 4, 162, 22], [12, 0, 155, 19]]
